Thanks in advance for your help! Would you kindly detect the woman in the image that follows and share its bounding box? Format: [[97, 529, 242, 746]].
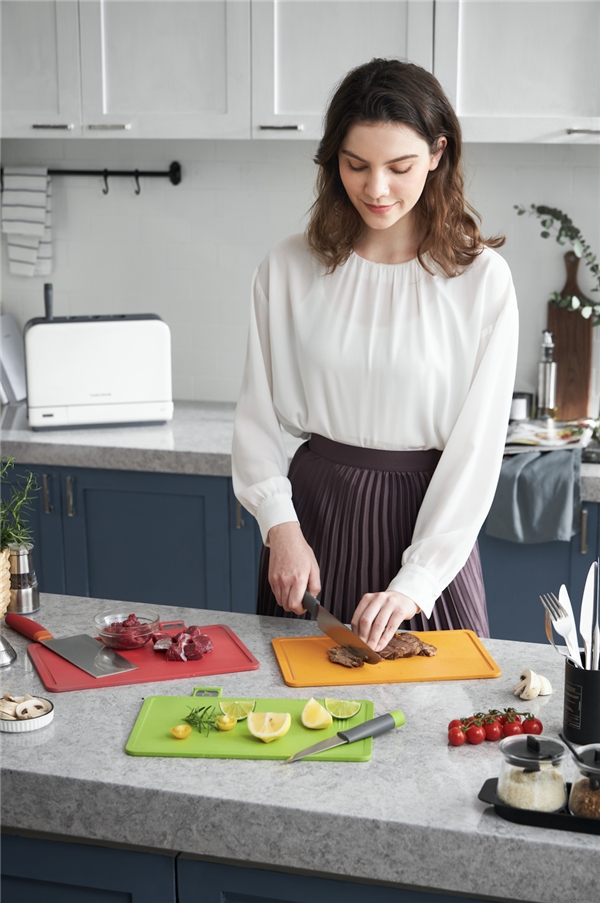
[[232, 59, 518, 652]]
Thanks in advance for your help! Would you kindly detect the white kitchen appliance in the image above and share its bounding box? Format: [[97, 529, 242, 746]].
[[24, 288, 173, 429], [0, 312, 27, 403]]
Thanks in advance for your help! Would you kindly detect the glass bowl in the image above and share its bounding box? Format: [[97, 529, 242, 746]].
[[94, 607, 159, 650]]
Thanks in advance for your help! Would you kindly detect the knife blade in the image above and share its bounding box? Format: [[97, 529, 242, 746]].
[[285, 710, 405, 762], [558, 584, 583, 668], [581, 562, 596, 670], [593, 559, 600, 671], [301, 592, 383, 664]]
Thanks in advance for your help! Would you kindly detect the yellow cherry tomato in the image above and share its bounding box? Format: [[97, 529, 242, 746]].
[[216, 715, 237, 732], [170, 724, 192, 740]]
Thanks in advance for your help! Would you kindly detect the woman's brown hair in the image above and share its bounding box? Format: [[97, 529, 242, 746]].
[[306, 58, 504, 276]]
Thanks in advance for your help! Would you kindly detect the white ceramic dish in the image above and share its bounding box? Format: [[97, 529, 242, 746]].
[[0, 699, 54, 732]]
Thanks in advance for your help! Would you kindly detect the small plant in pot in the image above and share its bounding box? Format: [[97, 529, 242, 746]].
[[0, 458, 40, 617]]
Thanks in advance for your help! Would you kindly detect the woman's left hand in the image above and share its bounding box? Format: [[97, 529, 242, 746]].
[[351, 591, 420, 653]]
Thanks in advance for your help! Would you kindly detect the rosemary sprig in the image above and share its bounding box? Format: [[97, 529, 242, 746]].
[[183, 705, 219, 737]]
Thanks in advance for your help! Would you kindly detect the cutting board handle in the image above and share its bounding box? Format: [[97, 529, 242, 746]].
[[5, 612, 53, 642], [561, 251, 588, 301]]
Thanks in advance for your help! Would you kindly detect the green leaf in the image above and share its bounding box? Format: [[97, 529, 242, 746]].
[[541, 231, 550, 238], [581, 306, 593, 319], [541, 218, 554, 228], [571, 296, 580, 309], [573, 239, 585, 258]]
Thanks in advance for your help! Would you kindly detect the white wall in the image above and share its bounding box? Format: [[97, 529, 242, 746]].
[[1, 138, 599, 407]]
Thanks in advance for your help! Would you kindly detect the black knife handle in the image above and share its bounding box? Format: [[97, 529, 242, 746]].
[[302, 592, 319, 617], [338, 711, 405, 743]]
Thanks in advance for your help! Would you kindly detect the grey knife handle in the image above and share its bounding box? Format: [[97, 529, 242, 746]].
[[302, 592, 319, 617], [338, 712, 404, 743]]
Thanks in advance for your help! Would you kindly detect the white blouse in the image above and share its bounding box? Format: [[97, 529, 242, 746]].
[[232, 234, 519, 618]]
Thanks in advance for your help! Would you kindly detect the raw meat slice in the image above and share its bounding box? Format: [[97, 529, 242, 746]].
[[379, 632, 438, 660]]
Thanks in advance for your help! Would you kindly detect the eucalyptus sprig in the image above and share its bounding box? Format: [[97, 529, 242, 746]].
[[514, 204, 600, 325], [183, 705, 219, 737], [0, 458, 40, 549]]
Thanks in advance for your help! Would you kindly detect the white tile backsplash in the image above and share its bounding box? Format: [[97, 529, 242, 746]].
[[1, 138, 599, 407]]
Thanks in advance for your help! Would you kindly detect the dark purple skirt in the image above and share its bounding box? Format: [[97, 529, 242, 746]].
[[257, 434, 489, 637]]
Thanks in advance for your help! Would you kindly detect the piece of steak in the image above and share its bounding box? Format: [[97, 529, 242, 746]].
[[327, 646, 365, 668], [379, 632, 437, 660]]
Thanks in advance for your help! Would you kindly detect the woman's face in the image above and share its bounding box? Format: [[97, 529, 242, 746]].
[[338, 122, 446, 234]]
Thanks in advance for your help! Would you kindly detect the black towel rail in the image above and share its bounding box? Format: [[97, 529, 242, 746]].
[[0, 161, 181, 195]]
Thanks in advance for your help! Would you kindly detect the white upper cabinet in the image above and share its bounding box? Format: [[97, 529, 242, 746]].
[[78, 1, 251, 138], [1, 0, 82, 137], [434, 0, 600, 143], [251, 0, 434, 139]]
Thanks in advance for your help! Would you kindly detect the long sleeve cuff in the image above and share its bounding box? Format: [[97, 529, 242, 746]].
[[387, 563, 440, 620], [255, 494, 299, 545]]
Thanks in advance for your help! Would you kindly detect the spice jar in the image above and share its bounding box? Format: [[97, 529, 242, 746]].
[[568, 744, 600, 819], [497, 735, 567, 812]]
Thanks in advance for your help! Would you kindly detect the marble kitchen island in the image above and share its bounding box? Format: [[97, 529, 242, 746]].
[[1, 594, 598, 903]]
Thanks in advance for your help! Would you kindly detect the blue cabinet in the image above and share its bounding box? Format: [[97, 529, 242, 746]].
[[6, 464, 261, 614], [478, 504, 596, 643]]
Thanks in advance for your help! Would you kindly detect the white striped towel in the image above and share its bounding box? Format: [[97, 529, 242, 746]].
[[1, 167, 53, 277]]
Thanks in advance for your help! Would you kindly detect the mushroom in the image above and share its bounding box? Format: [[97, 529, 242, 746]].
[[513, 669, 542, 700], [0, 699, 18, 719], [15, 698, 51, 719], [537, 674, 553, 695]]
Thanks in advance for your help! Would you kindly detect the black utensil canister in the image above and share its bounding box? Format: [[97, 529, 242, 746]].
[[563, 657, 600, 745]]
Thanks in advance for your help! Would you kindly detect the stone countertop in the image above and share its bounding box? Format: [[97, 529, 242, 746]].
[[3, 400, 600, 503], [1, 595, 599, 903]]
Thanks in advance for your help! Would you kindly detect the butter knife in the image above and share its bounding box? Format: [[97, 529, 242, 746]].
[[581, 561, 596, 670], [558, 584, 583, 668]]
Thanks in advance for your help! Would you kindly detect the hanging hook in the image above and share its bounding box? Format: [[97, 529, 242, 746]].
[[134, 170, 141, 195], [102, 169, 109, 195]]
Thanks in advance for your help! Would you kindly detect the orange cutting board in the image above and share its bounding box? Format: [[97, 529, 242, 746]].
[[272, 630, 500, 687]]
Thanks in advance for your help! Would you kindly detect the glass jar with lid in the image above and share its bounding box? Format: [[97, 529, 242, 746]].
[[568, 744, 600, 819], [497, 734, 567, 812]]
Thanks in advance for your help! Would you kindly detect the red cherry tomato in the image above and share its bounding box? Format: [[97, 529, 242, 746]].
[[466, 724, 486, 745], [448, 719, 464, 731], [522, 717, 543, 735], [501, 710, 521, 725], [503, 721, 524, 737], [448, 727, 467, 746], [484, 721, 503, 742]]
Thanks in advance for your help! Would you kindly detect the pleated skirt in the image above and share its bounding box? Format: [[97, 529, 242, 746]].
[[257, 434, 489, 637]]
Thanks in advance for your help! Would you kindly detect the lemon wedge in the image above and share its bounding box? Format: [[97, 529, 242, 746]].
[[247, 711, 291, 743], [219, 700, 255, 720], [324, 699, 362, 719], [301, 697, 333, 730]]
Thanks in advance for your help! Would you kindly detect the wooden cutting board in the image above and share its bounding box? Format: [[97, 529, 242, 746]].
[[547, 251, 594, 419], [126, 695, 376, 761], [272, 630, 500, 688], [27, 623, 259, 692]]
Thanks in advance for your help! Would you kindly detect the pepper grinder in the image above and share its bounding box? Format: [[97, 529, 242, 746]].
[[537, 330, 557, 419]]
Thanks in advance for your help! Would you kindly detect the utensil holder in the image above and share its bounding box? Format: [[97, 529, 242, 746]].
[[563, 657, 600, 745]]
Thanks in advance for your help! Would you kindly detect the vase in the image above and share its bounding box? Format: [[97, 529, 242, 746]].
[[0, 547, 10, 618]]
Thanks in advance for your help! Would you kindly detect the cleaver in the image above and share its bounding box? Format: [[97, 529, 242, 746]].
[[5, 613, 138, 678], [301, 592, 383, 664]]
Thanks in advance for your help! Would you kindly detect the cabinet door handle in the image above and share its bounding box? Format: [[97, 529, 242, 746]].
[[258, 124, 304, 131], [581, 507, 588, 554], [566, 129, 600, 135], [32, 123, 74, 130], [235, 500, 244, 530], [66, 476, 75, 517], [42, 474, 53, 515], [87, 123, 132, 131]]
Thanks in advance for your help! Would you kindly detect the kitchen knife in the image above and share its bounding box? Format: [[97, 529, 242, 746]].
[[286, 710, 405, 763], [581, 562, 596, 670], [301, 592, 383, 664], [593, 560, 600, 671], [558, 584, 583, 668], [5, 613, 138, 678]]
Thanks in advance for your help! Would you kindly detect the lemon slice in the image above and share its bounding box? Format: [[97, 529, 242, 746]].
[[324, 699, 362, 719], [219, 700, 255, 720], [301, 697, 333, 730], [247, 711, 291, 743]]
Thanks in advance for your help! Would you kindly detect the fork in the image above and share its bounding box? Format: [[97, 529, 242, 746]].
[[540, 597, 570, 660], [540, 593, 583, 667]]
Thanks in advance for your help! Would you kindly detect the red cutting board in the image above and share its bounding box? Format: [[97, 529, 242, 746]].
[[272, 630, 501, 687], [26, 623, 259, 692]]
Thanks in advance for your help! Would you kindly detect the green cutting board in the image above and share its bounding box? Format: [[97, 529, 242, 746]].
[[125, 696, 375, 761]]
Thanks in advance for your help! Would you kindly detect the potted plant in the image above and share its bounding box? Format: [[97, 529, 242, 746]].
[[0, 458, 40, 617]]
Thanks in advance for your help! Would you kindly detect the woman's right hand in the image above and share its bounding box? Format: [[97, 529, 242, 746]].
[[266, 522, 321, 615]]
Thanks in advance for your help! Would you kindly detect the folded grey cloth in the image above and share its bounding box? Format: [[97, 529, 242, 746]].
[[485, 449, 581, 543]]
